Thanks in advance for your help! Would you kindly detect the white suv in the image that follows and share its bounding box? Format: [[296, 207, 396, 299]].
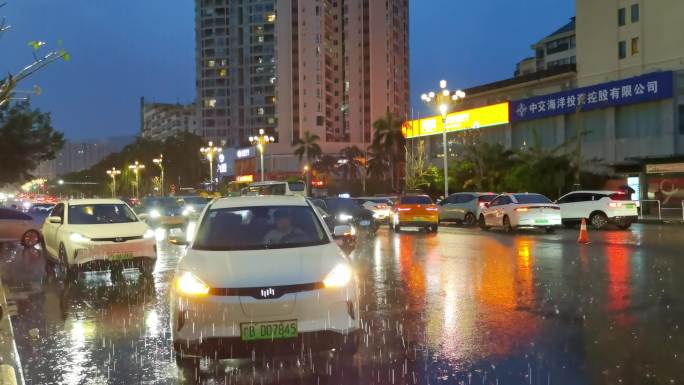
[[170, 195, 360, 372], [556, 190, 638, 230], [42, 199, 157, 280]]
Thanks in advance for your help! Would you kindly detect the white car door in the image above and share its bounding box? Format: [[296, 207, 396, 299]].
[[42, 203, 64, 256], [484, 196, 504, 226]]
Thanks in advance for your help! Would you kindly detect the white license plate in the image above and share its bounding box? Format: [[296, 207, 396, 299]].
[[360, 220, 371, 226]]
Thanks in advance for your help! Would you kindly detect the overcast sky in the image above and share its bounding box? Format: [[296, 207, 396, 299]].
[[2, 0, 574, 140]]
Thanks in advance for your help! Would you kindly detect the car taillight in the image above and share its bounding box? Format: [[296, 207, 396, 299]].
[[479, 202, 487, 207], [515, 207, 529, 212], [377, 205, 387, 209], [397, 207, 411, 212], [609, 193, 630, 201], [426, 207, 438, 212], [609, 202, 623, 208]]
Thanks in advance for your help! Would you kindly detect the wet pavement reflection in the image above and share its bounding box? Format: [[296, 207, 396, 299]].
[[1, 224, 683, 384]]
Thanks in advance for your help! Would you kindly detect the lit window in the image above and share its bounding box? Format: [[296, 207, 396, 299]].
[[218, 69, 227, 77], [270, 77, 277, 84], [205, 99, 217, 108], [266, 13, 276, 22], [207, 60, 215, 68], [257, 107, 265, 115]]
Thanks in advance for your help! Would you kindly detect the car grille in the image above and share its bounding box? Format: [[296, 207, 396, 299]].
[[90, 236, 143, 242], [209, 282, 324, 299]]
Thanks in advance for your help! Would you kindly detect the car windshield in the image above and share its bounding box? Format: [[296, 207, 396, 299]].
[[400, 196, 432, 205], [180, 196, 211, 206], [287, 182, 305, 192], [193, 206, 328, 250], [323, 198, 361, 214], [68, 204, 139, 224], [513, 194, 552, 204], [478, 195, 497, 202], [243, 184, 287, 195]]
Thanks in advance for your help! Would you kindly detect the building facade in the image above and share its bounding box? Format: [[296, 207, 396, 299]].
[[515, 18, 576, 77], [195, 0, 409, 174], [407, 5, 684, 216], [34, 137, 134, 180], [141, 98, 199, 141]]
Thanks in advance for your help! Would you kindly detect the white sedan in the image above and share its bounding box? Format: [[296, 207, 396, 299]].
[[42, 199, 157, 280], [479, 193, 561, 233], [170, 195, 360, 372]]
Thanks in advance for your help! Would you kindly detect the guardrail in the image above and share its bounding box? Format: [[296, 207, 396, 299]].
[[638, 200, 662, 221]]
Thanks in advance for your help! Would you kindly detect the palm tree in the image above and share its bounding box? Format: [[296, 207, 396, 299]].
[[293, 131, 322, 164], [372, 112, 406, 191], [366, 144, 388, 180], [338, 145, 363, 181], [312, 154, 338, 182]]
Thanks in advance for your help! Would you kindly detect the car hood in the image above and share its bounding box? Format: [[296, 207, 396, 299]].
[[179, 242, 346, 288], [68, 222, 149, 238]]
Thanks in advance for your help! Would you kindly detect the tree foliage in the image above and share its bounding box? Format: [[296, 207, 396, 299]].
[[60, 132, 209, 197], [371, 112, 406, 191], [292, 131, 322, 163], [0, 101, 64, 185]]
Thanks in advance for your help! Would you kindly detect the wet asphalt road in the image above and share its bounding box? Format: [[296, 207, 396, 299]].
[[1, 224, 684, 385]]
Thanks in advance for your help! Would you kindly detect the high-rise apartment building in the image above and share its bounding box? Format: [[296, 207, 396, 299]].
[[140, 98, 199, 142], [195, 0, 409, 172]]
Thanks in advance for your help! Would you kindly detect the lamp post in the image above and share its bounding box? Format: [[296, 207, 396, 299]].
[[249, 129, 275, 182], [303, 165, 310, 197], [153, 155, 164, 196], [421, 80, 466, 197], [106, 167, 121, 198], [128, 161, 145, 199], [200, 141, 222, 186]]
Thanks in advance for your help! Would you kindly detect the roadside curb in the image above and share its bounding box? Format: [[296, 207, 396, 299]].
[[0, 364, 17, 385], [637, 219, 684, 226]]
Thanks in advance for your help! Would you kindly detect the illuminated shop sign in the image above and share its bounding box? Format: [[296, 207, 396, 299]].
[[510, 71, 673, 122], [402, 103, 510, 139]]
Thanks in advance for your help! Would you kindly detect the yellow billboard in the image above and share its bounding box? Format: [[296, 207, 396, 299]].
[[402, 102, 509, 139]]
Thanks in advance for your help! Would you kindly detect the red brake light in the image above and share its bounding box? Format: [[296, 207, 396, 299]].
[[609, 193, 630, 201], [397, 207, 411, 212]]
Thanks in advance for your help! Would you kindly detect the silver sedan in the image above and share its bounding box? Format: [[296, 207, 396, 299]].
[[0, 207, 44, 247]]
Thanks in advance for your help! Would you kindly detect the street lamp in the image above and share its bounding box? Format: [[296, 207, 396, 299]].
[[421, 80, 466, 197], [200, 141, 222, 186], [106, 167, 121, 198], [249, 129, 275, 182], [128, 161, 145, 199], [153, 155, 164, 196], [303, 165, 310, 196]]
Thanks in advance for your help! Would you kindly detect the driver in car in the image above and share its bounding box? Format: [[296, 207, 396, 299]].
[[263, 209, 306, 244]]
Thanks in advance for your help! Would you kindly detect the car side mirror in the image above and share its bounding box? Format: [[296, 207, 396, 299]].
[[333, 225, 352, 238], [48, 216, 62, 224]]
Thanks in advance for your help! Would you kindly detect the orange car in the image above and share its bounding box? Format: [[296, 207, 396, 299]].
[[389, 195, 439, 233]]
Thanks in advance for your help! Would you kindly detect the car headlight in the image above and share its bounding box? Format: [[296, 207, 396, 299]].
[[69, 233, 90, 243], [149, 209, 161, 219], [323, 264, 352, 288], [176, 272, 210, 296], [143, 229, 155, 239], [373, 212, 383, 219], [338, 213, 353, 222]]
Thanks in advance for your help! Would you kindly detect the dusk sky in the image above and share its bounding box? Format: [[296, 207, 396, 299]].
[[2, 0, 574, 141]]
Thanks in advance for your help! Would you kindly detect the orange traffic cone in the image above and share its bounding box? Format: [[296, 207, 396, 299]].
[[577, 218, 590, 244]]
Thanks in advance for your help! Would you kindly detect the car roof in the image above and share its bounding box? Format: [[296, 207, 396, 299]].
[[248, 181, 288, 186], [449, 192, 495, 196], [64, 199, 126, 205], [563, 190, 620, 195], [210, 195, 309, 209]]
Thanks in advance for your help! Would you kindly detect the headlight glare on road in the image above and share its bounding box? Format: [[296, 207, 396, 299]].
[[182, 206, 195, 216], [323, 264, 352, 288], [176, 272, 210, 296], [149, 209, 161, 219], [69, 233, 90, 243], [143, 229, 155, 239]]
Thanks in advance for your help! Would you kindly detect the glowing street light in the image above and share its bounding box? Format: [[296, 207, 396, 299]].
[[200, 142, 222, 185], [249, 129, 275, 182], [106, 167, 121, 198], [128, 161, 145, 199], [421, 80, 466, 197], [152, 155, 164, 196]]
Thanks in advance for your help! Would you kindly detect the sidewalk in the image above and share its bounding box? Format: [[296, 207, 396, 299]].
[[0, 278, 23, 385], [637, 218, 684, 226]]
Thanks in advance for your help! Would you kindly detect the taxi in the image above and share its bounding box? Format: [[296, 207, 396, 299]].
[[389, 194, 439, 232]]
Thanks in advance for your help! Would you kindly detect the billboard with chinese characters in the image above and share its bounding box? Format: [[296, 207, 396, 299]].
[[510, 71, 673, 122], [402, 103, 509, 139]]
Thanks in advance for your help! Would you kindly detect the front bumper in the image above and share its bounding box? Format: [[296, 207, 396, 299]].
[[174, 329, 361, 359], [171, 286, 360, 358], [71, 239, 156, 266]]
